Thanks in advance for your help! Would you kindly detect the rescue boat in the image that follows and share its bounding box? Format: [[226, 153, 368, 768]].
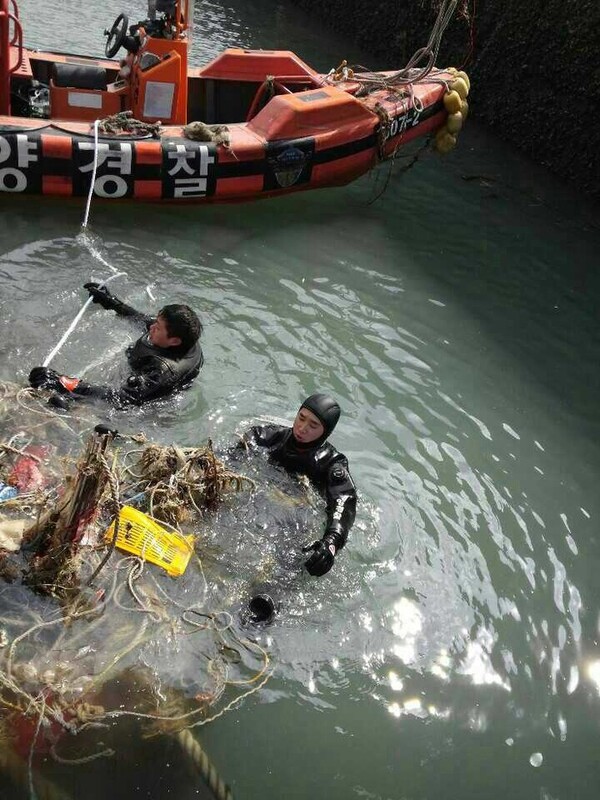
[[0, 0, 470, 204]]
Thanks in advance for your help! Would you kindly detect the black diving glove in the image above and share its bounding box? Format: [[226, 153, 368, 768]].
[[48, 392, 74, 410], [29, 366, 81, 394], [303, 539, 336, 577], [84, 282, 121, 311]]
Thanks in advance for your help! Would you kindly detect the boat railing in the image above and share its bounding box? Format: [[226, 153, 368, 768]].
[[8, 0, 19, 43], [0, 0, 24, 115], [245, 78, 296, 122]]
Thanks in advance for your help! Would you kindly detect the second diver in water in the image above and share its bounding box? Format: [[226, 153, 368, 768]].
[[29, 283, 203, 407], [237, 392, 357, 621]]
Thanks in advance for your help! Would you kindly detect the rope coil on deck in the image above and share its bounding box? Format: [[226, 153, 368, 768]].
[[97, 111, 162, 138]]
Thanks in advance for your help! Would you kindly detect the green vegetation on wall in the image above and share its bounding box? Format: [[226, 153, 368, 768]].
[[295, 0, 600, 200]]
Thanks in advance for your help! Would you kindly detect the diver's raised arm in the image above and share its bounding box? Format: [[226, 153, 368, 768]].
[[83, 282, 153, 326]]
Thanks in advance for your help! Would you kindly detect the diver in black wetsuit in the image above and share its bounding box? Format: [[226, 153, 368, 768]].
[[238, 393, 357, 621], [28, 283, 203, 407]]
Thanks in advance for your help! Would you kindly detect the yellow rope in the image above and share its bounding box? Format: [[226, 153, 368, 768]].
[[223, 637, 270, 687], [188, 668, 273, 729]]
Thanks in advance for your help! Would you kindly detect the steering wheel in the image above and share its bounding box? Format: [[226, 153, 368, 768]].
[[104, 13, 129, 59]]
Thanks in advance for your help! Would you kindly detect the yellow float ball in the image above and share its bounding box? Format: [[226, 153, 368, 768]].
[[460, 99, 469, 121], [443, 90, 462, 114], [435, 128, 457, 154], [456, 71, 471, 92], [451, 77, 469, 100], [446, 111, 463, 134]]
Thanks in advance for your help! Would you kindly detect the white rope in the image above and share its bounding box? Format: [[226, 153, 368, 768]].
[[42, 271, 126, 368], [27, 693, 45, 800], [77, 227, 121, 273], [82, 119, 100, 230], [42, 121, 133, 368]]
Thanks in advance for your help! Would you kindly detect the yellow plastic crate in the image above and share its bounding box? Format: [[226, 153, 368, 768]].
[[104, 506, 195, 577]]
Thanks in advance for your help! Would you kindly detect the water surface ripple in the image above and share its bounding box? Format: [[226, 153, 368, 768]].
[[0, 1, 599, 799]]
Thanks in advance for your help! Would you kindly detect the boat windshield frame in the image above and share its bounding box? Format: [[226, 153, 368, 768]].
[[185, 0, 195, 43]]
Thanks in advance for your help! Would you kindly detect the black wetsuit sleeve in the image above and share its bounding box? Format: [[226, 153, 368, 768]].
[[322, 456, 357, 551], [111, 299, 154, 327], [73, 360, 174, 407], [239, 425, 287, 449], [100, 293, 154, 327]]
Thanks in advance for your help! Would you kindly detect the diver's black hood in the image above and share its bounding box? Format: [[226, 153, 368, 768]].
[[300, 393, 341, 442]]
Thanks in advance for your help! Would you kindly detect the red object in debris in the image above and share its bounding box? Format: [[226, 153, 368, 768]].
[[8, 445, 51, 492], [10, 695, 71, 759]]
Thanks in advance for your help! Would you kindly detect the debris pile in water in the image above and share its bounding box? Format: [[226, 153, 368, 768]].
[[0, 382, 269, 798]]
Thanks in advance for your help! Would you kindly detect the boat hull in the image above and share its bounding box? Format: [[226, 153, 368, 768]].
[[0, 72, 449, 204], [0, 0, 462, 204]]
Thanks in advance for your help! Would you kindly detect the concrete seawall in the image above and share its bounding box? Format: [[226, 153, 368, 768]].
[[295, 0, 600, 201]]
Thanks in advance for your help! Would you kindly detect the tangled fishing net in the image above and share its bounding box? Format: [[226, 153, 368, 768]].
[[0, 382, 269, 798]]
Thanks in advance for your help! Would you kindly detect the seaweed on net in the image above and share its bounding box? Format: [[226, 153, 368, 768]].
[[124, 440, 256, 526], [0, 383, 89, 589], [0, 382, 272, 790]]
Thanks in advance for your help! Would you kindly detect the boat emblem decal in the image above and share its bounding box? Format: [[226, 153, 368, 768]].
[[272, 146, 307, 188], [265, 139, 315, 191]]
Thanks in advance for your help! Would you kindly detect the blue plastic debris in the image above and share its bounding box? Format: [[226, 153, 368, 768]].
[[0, 483, 18, 503]]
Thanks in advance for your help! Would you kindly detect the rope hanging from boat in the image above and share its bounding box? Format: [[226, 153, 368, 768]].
[[50, 120, 128, 373], [326, 0, 459, 94], [42, 271, 125, 368], [82, 119, 100, 230], [391, 0, 459, 85]]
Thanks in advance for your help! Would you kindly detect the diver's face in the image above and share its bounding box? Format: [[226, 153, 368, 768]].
[[293, 407, 325, 444], [148, 315, 181, 348]]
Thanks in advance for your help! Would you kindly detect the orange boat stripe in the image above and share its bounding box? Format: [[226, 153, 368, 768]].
[[42, 175, 73, 195], [134, 142, 163, 165], [134, 181, 162, 199], [41, 135, 72, 160], [215, 175, 264, 197]]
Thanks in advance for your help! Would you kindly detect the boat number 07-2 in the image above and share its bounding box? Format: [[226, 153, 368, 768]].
[[384, 107, 422, 142]]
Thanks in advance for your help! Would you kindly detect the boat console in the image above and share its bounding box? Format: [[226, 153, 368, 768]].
[[1, 0, 193, 124]]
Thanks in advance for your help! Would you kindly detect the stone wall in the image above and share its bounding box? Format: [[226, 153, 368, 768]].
[[295, 0, 600, 201]]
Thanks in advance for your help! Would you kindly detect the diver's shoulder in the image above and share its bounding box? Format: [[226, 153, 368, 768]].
[[317, 441, 347, 461]]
